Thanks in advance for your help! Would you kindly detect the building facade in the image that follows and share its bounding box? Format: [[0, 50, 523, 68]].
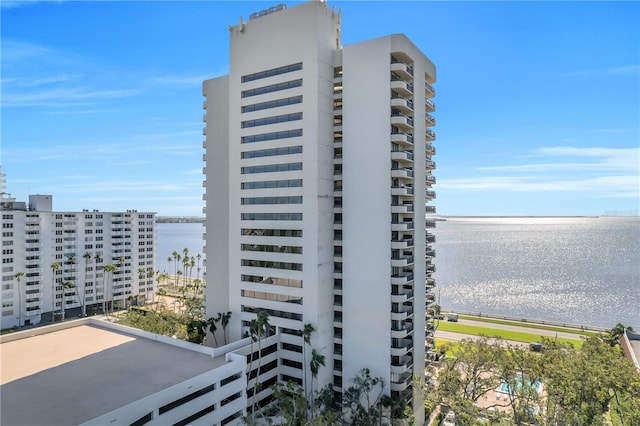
[[203, 1, 436, 421], [1, 187, 156, 329]]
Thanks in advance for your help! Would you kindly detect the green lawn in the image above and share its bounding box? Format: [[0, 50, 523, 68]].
[[457, 314, 601, 337], [436, 321, 583, 347]]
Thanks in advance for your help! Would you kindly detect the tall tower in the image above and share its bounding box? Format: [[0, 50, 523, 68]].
[[203, 1, 436, 421]]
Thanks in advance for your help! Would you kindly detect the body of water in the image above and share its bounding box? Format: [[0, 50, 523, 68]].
[[432, 216, 639, 329], [156, 217, 639, 329], [156, 222, 205, 275]]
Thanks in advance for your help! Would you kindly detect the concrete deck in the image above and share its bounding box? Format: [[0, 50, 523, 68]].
[[1, 323, 226, 426]]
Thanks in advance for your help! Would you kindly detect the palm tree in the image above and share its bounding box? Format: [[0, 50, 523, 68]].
[[250, 311, 271, 414], [220, 311, 232, 345], [302, 322, 316, 400], [61, 282, 75, 320], [196, 253, 202, 281], [63, 256, 77, 319], [309, 348, 326, 410], [172, 251, 181, 288], [81, 252, 91, 317], [103, 263, 117, 315], [207, 316, 220, 347], [118, 256, 126, 310], [50, 262, 61, 322], [14, 271, 25, 328]]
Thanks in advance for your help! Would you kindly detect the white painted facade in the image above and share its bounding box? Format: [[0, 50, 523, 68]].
[[1, 193, 156, 329], [203, 1, 437, 420]]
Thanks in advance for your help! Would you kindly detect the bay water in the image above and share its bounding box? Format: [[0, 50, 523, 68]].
[[157, 217, 639, 329]]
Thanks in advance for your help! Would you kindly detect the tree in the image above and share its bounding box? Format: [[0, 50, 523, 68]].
[[172, 251, 181, 287], [118, 256, 126, 309], [249, 311, 271, 415], [103, 263, 118, 315], [302, 322, 316, 400], [603, 323, 635, 347], [14, 271, 25, 328], [61, 282, 75, 320], [220, 311, 232, 345], [309, 348, 326, 413], [50, 262, 61, 322], [343, 368, 387, 425], [207, 316, 220, 347], [81, 252, 92, 317]]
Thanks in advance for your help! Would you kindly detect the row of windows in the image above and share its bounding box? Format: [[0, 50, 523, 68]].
[[241, 128, 302, 144], [241, 196, 302, 205], [241, 213, 302, 221], [241, 274, 303, 288], [241, 229, 302, 237], [241, 244, 302, 254], [241, 259, 303, 271], [241, 162, 302, 175], [242, 95, 302, 114], [241, 145, 302, 160], [242, 112, 302, 129], [241, 290, 302, 305], [242, 305, 303, 321], [241, 62, 302, 83], [241, 179, 302, 190], [242, 79, 302, 98]]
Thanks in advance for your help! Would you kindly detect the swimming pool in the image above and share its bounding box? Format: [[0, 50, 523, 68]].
[[498, 377, 542, 394]]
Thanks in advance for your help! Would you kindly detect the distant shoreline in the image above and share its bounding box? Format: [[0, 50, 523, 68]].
[[156, 217, 204, 223]]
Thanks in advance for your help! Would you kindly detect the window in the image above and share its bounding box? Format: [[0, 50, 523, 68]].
[[242, 290, 302, 304], [242, 305, 302, 321], [241, 79, 302, 98], [241, 275, 302, 288], [241, 196, 302, 205], [242, 112, 302, 128], [241, 244, 302, 254], [241, 62, 302, 83], [241, 162, 302, 175], [241, 259, 302, 271], [241, 128, 302, 144], [242, 178, 302, 190], [241, 213, 302, 221], [241, 145, 302, 159], [241, 228, 302, 237], [242, 95, 302, 113]]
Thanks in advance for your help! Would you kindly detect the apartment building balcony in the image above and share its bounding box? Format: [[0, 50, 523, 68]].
[[391, 80, 413, 96], [391, 256, 414, 268], [391, 149, 414, 163], [391, 272, 414, 285], [426, 263, 436, 273], [391, 238, 414, 250], [426, 174, 436, 185], [26, 283, 43, 292], [391, 287, 414, 304], [425, 82, 435, 97], [391, 220, 414, 231], [426, 246, 436, 257], [425, 205, 436, 214], [391, 168, 414, 180], [391, 132, 414, 147], [425, 114, 436, 127], [391, 96, 414, 113], [391, 62, 414, 80], [26, 309, 42, 316], [390, 372, 413, 392], [391, 184, 414, 197], [426, 233, 436, 244], [391, 203, 414, 214], [425, 278, 435, 291], [425, 219, 436, 228], [426, 130, 436, 141], [391, 360, 413, 376], [425, 160, 436, 170], [25, 301, 41, 310], [425, 143, 436, 157], [425, 98, 436, 112], [390, 339, 413, 357], [391, 114, 414, 130]]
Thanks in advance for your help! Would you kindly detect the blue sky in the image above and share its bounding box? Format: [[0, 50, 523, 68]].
[[1, 1, 638, 216]]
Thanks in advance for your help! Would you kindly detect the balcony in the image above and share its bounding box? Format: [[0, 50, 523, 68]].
[[391, 97, 414, 112], [391, 150, 414, 163], [391, 62, 414, 79], [426, 130, 436, 141], [391, 203, 414, 214], [426, 175, 436, 185], [391, 114, 414, 130], [391, 220, 414, 231], [425, 219, 436, 228], [425, 160, 436, 170], [425, 278, 436, 290], [425, 205, 436, 214], [426, 247, 436, 257], [425, 190, 436, 201], [391, 132, 414, 147], [425, 143, 436, 156], [391, 255, 414, 268], [426, 233, 436, 244], [26, 309, 42, 316], [391, 272, 414, 285], [391, 168, 414, 180], [391, 238, 414, 250], [425, 98, 436, 112], [390, 339, 412, 357], [425, 82, 435, 97], [391, 185, 414, 197], [425, 114, 436, 127], [390, 372, 413, 392], [391, 80, 413, 96], [391, 287, 414, 304]]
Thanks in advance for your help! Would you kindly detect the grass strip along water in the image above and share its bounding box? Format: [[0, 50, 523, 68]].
[[457, 314, 601, 337], [436, 321, 584, 348]]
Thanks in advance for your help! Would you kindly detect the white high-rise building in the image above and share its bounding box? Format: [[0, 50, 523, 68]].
[[1, 186, 156, 329], [203, 1, 436, 421]]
